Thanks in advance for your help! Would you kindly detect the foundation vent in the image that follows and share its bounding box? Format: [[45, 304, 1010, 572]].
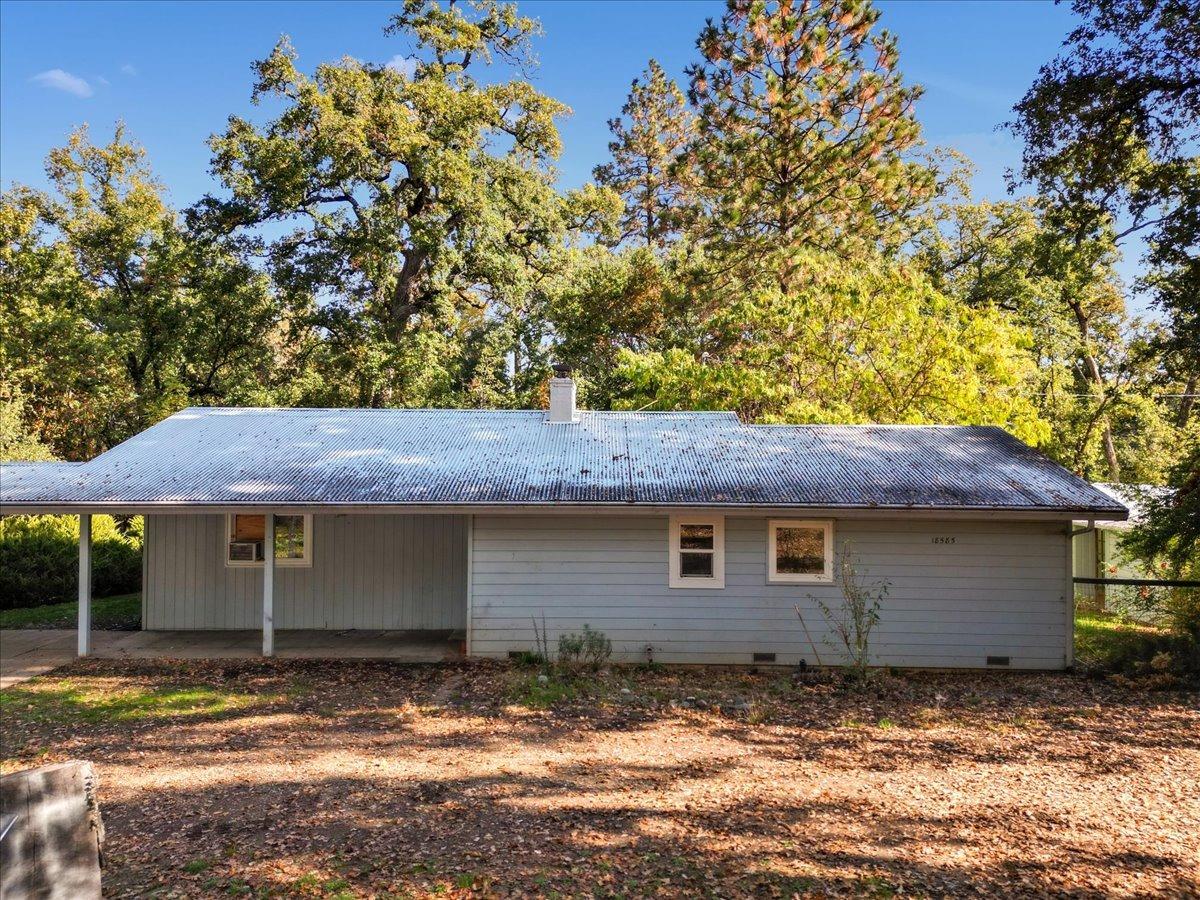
[[752, 652, 777, 663], [986, 655, 1011, 667]]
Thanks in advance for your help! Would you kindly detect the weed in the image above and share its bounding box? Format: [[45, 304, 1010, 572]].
[[508, 672, 587, 708], [183, 858, 211, 875], [747, 702, 775, 725], [509, 650, 545, 668], [797, 541, 889, 680]]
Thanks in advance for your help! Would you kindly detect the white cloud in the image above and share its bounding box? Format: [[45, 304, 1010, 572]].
[[95, 75, 111, 87], [120, 63, 138, 76], [30, 69, 93, 97], [385, 54, 417, 78]]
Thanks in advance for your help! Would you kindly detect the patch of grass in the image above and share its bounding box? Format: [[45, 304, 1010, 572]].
[[183, 858, 211, 874], [507, 672, 588, 708], [1075, 611, 1169, 668], [856, 874, 898, 897], [0, 679, 268, 727], [504, 664, 628, 709], [747, 702, 775, 725], [0, 592, 141, 630]]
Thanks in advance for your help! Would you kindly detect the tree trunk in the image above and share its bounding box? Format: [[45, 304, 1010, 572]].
[[1080, 350, 1121, 482], [1176, 375, 1197, 429], [1070, 300, 1120, 483]]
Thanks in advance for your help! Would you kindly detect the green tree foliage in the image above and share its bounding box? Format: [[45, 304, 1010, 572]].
[[1, 0, 1192, 577], [1010, 0, 1200, 430], [0, 514, 142, 609], [544, 245, 703, 408], [197, 0, 617, 408], [1123, 439, 1200, 580], [1, 126, 278, 458], [0, 388, 56, 462], [915, 194, 1181, 481], [593, 60, 696, 249], [685, 0, 934, 290], [614, 250, 1047, 440]]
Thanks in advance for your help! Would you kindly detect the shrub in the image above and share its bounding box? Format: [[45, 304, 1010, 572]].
[[1163, 587, 1200, 643], [1075, 609, 1199, 681], [557, 624, 612, 668], [798, 541, 888, 680], [0, 515, 142, 609]]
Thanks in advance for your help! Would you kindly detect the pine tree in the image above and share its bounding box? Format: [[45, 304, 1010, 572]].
[[686, 0, 934, 291], [594, 60, 696, 250]]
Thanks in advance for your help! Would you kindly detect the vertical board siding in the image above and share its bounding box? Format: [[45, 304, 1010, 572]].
[[1072, 529, 1098, 603], [470, 515, 1073, 670], [144, 514, 467, 630]]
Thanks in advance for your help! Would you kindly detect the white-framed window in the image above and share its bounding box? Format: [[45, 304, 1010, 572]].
[[669, 514, 725, 589], [225, 514, 313, 567], [768, 519, 834, 583]]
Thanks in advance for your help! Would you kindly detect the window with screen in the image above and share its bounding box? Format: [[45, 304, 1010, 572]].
[[669, 515, 724, 588], [768, 519, 833, 582], [226, 514, 312, 567]]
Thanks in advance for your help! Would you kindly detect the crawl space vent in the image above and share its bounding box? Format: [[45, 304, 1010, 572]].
[[986, 655, 1011, 667], [752, 652, 777, 663]]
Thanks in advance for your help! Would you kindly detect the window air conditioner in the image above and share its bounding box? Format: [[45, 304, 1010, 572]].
[[229, 541, 263, 562]]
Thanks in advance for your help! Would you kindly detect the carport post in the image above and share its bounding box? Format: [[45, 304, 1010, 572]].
[[78, 514, 92, 657], [263, 512, 275, 657]]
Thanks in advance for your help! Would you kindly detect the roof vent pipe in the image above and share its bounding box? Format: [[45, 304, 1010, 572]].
[[548, 366, 577, 423]]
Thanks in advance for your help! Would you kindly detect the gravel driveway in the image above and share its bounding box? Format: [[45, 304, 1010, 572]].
[[2, 659, 1197, 897]]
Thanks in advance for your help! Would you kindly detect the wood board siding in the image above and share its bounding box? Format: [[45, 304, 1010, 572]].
[[469, 515, 1073, 669], [1072, 529, 1099, 603], [143, 514, 467, 630]]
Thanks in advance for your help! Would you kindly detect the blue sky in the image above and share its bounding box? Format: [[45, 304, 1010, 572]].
[[0, 0, 1145, 305]]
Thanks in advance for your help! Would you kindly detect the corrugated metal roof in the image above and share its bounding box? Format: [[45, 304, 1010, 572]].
[[0, 462, 86, 500], [0, 407, 1127, 515], [1085, 483, 1172, 529]]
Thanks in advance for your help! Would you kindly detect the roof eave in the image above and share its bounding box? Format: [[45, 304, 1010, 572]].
[[0, 500, 1129, 521]]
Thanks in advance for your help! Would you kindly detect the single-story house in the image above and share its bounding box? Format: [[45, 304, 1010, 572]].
[[0, 375, 1126, 669]]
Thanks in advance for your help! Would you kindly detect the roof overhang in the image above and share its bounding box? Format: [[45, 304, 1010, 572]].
[[0, 501, 1126, 521]]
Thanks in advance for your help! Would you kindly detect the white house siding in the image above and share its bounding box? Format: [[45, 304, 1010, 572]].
[[143, 514, 467, 630], [469, 515, 1074, 669], [1073, 529, 1100, 602]]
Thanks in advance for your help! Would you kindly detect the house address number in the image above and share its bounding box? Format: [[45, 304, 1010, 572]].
[[932, 536, 957, 544]]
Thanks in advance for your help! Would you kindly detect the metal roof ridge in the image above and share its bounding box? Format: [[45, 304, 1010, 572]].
[[745, 423, 994, 429], [170, 406, 741, 417], [0, 461, 84, 467]]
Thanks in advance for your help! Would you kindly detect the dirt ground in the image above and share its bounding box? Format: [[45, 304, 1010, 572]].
[[1, 660, 1197, 899]]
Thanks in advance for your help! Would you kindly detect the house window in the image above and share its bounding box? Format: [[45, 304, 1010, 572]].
[[226, 514, 312, 567], [768, 519, 833, 583], [669, 515, 724, 589]]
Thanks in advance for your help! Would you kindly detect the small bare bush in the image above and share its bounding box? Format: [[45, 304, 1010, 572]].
[[797, 541, 888, 680]]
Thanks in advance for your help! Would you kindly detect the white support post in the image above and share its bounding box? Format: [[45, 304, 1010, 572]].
[[78, 514, 92, 657], [263, 512, 275, 657]]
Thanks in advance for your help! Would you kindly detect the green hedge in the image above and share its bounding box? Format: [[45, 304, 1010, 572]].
[[0, 515, 142, 609]]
